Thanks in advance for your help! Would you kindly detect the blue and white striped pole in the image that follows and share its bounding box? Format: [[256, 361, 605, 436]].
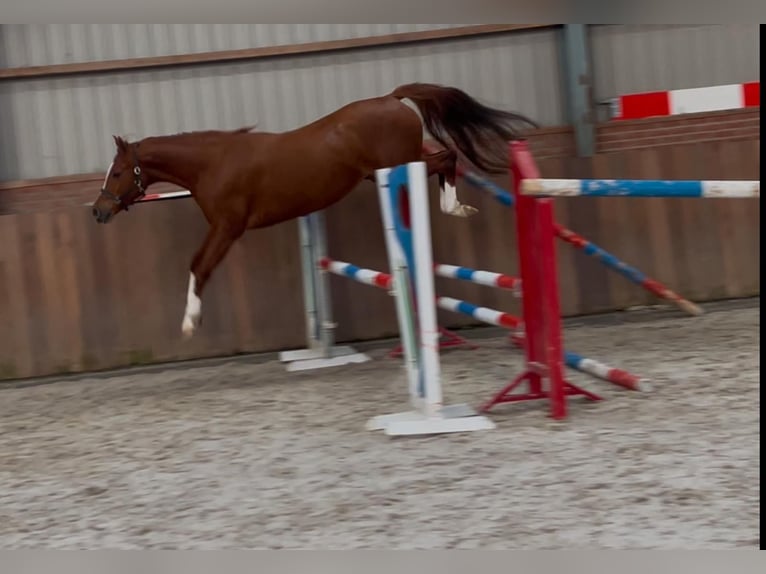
[[521, 178, 760, 198]]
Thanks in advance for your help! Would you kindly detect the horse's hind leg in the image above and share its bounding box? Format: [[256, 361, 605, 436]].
[[422, 148, 478, 217], [182, 220, 243, 338]]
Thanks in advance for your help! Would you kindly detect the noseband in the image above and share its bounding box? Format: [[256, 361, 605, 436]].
[[99, 146, 146, 211]]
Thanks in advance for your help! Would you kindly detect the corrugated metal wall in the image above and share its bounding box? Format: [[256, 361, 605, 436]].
[[0, 28, 564, 180], [0, 24, 471, 67], [590, 24, 760, 100], [0, 24, 760, 181]]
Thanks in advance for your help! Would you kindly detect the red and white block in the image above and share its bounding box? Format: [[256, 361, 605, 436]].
[[610, 81, 760, 120]]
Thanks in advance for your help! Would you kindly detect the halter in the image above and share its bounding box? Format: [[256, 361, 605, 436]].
[[99, 145, 146, 211]]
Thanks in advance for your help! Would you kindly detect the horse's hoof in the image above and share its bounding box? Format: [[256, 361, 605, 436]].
[[181, 315, 199, 339], [450, 204, 479, 217]]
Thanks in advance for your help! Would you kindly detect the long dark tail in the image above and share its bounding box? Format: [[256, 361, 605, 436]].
[[391, 82, 539, 174]]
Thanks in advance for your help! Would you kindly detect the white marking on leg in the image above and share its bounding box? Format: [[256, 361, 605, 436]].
[[440, 179, 478, 217], [181, 272, 202, 338], [440, 179, 459, 213]]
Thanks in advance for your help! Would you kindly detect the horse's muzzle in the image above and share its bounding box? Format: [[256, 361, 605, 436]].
[[92, 205, 113, 224]]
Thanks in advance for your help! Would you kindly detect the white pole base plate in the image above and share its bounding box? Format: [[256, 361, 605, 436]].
[[279, 346, 371, 372], [367, 404, 496, 436], [279, 345, 359, 363]]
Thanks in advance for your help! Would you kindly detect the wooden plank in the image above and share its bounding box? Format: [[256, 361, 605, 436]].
[[34, 211, 71, 372], [656, 145, 694, 301], [711, 144, 744, 298], [718, 139, 760, 296], [125, 204, 172, 365], [198, 227, 238, 357], [141, 200, 183, 354], [591, 151, 637, 312], [15, 213, 48, 375], [324, 180, 401, 341], [735, 138, 761, 295], [617, 147, 660, 308], [637, 148, 681, 304], [52, 212, 84, 372], [562, 155, 620, 315], [542, 156, 581, 318], [666, 144, 714, 301], [223, 229, 258, 352], [0, 216, 34, 378], [85, 207, 125, 370], [0, 25, 552, 80], [242, 222, 305, 350], [68, 207, 100, 373], [689, 142, 728, 300]]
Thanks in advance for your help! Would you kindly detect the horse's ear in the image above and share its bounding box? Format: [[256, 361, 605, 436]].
[[112, 135, 128, 153]]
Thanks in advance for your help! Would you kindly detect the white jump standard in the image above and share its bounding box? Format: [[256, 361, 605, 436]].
[[278, 212, 372, 372], [366, 162, 495, 436]]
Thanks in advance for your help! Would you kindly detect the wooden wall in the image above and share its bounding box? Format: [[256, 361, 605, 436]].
[[0, 110, 760, 381]]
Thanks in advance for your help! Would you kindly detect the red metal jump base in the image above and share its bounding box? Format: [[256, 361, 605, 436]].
[[479, 369, 603, 419]]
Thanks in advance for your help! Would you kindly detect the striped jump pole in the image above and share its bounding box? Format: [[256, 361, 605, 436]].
[[520, 178, 760, 198], [453, 164, 703, 316], [315, 260, 523, 337], [565, 351, 651, 392], [434, 264, 521, 295], [443, 298, 649, 392], [318, 256, 475, 356], [320, 257, 649, 392], [319, 257, 393, 289], [318, 259, 519, 354], [510, 331, 650, 392], [437, 297, 522, 330]]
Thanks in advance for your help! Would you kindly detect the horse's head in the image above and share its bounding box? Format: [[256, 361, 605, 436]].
[[92, 135, 147, 224]]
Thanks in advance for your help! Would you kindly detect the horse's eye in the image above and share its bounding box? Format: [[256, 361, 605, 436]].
[[112, 172, 120, 178]]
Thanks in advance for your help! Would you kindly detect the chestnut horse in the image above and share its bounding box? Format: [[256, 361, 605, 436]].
[[92, 83, 538, 339]]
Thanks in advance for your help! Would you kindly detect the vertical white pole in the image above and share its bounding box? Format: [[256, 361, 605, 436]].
[[310, 211, 335, 358], [376, 168, 422, 409], [297, 216, 319, 350], [407, 162, 443, 414]]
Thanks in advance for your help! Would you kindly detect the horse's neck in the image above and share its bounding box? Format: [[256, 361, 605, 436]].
[[140, 136, 212, 191]]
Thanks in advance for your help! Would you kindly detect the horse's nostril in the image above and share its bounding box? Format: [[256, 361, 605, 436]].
[[92, 207, 99, 218]]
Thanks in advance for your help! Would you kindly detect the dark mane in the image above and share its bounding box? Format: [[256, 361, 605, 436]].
[[164, 125, 258, 139], [115, 126, 258, 152]]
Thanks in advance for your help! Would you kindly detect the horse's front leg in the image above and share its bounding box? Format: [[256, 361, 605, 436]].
[[182, 221, 244, 339]]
